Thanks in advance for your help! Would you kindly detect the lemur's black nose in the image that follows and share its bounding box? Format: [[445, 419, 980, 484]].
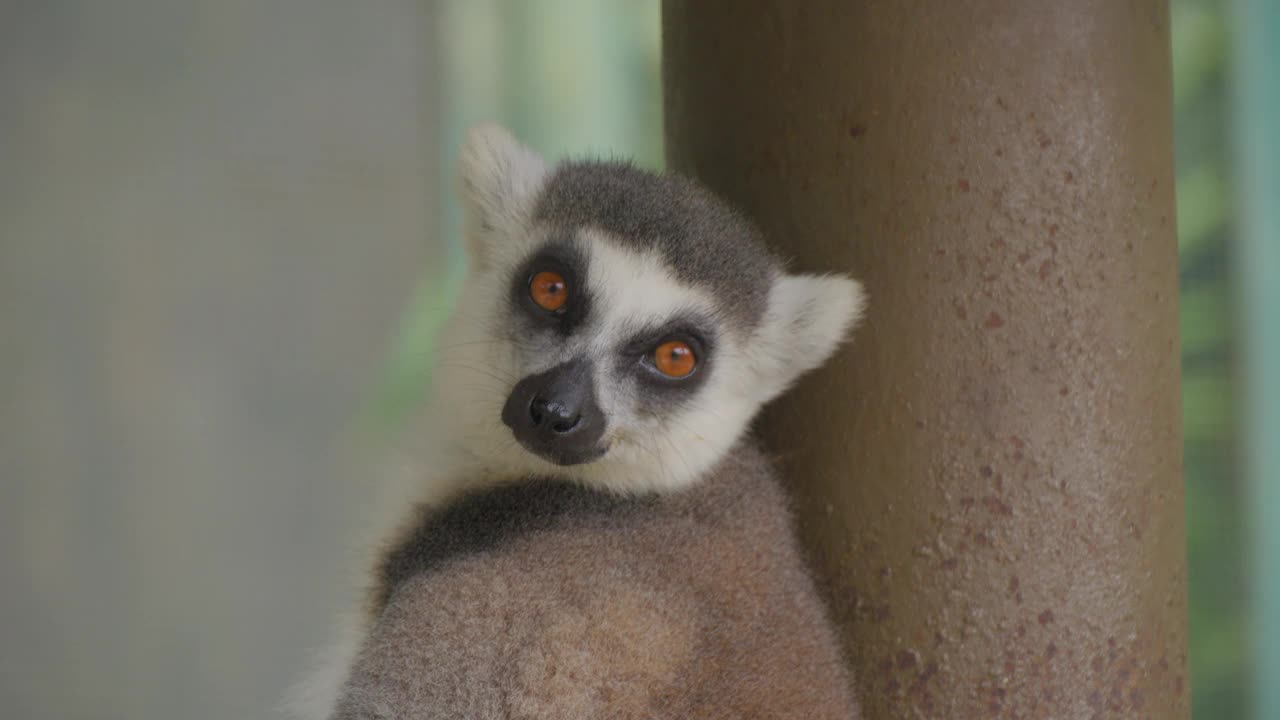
[[528, 396, 581, 433], [502, 357, 606, 466]]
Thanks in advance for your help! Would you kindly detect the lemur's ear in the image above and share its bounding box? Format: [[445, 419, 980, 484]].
[[457, 123, 548, 265], [749, 273, 866, 402]]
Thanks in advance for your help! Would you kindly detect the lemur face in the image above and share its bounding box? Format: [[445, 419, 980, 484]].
[[427, 125, 864, 494]]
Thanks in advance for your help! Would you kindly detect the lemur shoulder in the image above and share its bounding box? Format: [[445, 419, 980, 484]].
[[290, 125, 866, 719]]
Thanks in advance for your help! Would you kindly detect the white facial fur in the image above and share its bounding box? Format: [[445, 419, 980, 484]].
[[425, 123, 865, 496]]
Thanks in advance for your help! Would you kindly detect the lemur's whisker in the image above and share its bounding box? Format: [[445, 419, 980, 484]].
[[431, 362, 515, 386], [434, 338, 512, 352]]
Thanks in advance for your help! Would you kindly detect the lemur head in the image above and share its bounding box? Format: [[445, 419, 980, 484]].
[[428, 124, 865, 494]]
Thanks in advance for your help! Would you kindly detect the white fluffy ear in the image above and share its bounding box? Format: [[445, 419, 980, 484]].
[[748, 273, 866, 402], [457, 123, 548, 264]]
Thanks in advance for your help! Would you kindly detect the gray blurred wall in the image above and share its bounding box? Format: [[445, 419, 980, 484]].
[[0, 3, 439, 718]]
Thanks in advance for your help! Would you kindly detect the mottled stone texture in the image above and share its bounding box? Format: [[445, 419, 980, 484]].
[[663, 1, 1190, 717]]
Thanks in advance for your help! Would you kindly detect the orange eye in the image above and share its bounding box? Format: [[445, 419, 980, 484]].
[[529, 271, 568, 312], [654, 340, 696, 378]]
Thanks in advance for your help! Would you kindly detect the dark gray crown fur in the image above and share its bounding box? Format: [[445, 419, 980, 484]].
[[533, 161, 779, 332]]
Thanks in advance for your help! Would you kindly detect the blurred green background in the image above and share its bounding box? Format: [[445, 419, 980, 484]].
[[1, 2, 1273, 718]]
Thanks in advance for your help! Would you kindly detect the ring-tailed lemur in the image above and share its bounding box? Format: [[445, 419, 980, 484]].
[[290, 124, 866, 719]]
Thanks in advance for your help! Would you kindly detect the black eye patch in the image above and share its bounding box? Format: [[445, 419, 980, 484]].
[[616, 314, 716, 398], [510, 237, 592, 335]]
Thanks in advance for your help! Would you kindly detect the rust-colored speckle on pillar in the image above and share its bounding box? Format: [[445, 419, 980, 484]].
[[663, 1, 1189, 717]]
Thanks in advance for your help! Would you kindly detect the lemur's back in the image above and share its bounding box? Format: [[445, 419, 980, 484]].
[[333, 441, 857, 719]]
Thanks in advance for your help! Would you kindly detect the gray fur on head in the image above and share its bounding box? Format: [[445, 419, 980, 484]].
[[534, 161, 778, 332]]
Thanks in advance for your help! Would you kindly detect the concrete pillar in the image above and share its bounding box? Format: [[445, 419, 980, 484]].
[[663, 2, 1190, 717]]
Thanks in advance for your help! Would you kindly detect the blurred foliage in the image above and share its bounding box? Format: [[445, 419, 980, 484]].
[[1173, 0, 1248, 718], [369, 0, 661, 433], [380, 2, 1249, 717]]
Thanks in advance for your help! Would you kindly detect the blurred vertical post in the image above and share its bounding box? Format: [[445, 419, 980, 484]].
[[1233, 1, 1280, 717], [663, 1, 1190, 717]]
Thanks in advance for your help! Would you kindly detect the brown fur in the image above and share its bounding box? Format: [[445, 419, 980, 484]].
[[332, 440, 859, 719]]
